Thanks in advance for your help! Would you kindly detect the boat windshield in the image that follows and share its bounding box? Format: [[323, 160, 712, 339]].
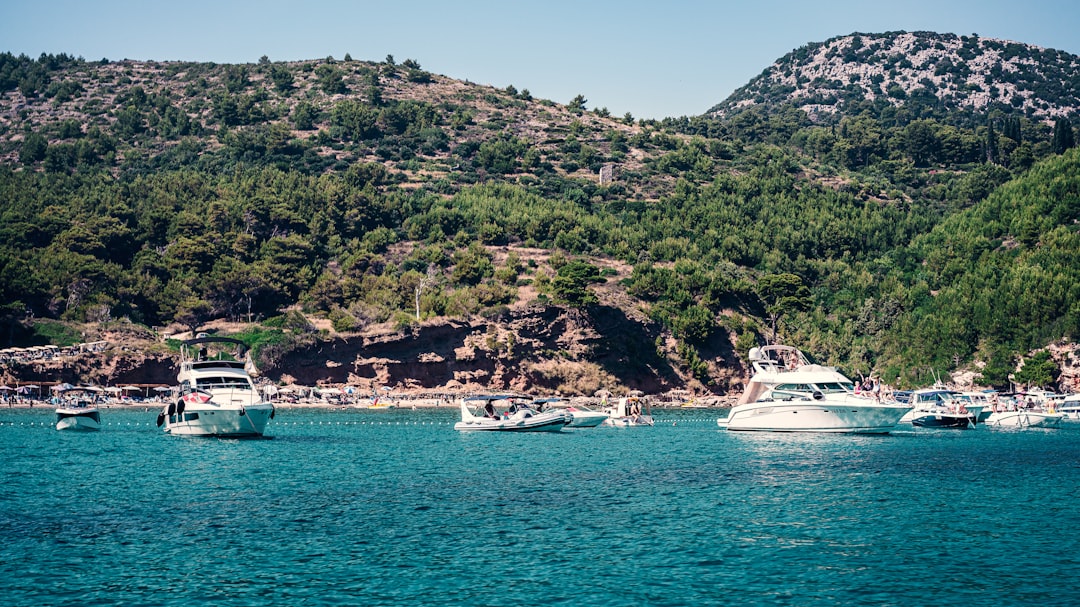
[[914, 391, 954, 404], [195, 376, 252, 390], [815, 382, 852, 393], [775, 383, 818, 393], [768, 390, 812, 401]]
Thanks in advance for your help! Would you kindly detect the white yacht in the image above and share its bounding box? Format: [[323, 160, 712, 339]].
[[157, 337, 275, 437], [718, 345, 911, 433], [55, 386, 102, 431], [454, 395, 570, 432]]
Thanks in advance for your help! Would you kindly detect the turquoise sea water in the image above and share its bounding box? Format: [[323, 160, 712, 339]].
[[2, 406, 1079, 607]]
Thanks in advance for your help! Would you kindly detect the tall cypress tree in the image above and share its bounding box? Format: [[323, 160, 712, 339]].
[[985, 119, 998, 164], [1052, 118, 1075, 154], [1003, 116, 1021, 142]]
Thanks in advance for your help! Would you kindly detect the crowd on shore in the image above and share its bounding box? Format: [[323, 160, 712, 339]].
[[1, 384, 727, 410]]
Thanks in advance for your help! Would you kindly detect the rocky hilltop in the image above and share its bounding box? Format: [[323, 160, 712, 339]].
[[710, 31, 1080, 121]]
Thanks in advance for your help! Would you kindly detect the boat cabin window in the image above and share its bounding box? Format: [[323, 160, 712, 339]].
[[194, 376, 251, 389]]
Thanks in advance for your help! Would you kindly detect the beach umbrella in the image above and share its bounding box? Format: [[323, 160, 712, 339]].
[[52, 383, 74, 392], [103, 386, 122, 393], [0, 385, 11, 391]]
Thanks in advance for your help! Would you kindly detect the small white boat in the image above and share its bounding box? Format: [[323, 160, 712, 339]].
[[985, 409, 1064, 428], [454, 395, 570, 432], [55, 387, 102, 431], [603, 396, 654, 427], [157, 336, 274, 437], [534, 398, 609, 427], [719, 344, 910, 433]]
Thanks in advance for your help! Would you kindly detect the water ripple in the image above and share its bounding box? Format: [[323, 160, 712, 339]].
[[2, 408, 1079, 606]]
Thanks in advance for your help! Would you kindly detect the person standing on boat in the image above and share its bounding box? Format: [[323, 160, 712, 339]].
[[484, 401, 497, 419]]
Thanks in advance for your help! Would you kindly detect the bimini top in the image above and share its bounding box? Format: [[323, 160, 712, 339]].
[[182, 336, 249, 355], [180, 336, 251, 371]]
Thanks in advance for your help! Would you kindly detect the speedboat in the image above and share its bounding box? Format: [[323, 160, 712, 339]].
[[718, 344, 911, 433], [454, 395, 571, 432], [534, 398, 609, 427], [603, 395, 654, 427], [985, 407, 1064, 428], [902, 389, 977, 428], [157, 336, 275, 437], [55, 386, 103, 431], [946, 392, 991, 424]]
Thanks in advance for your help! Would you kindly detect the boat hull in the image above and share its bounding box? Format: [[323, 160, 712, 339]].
[[55, 409, 101, 431], [566, 411, 609, 427], [162, 403, 274, 437], [603, 415, 654, 427], [454, 416, 569, 432], [1057, 404, 1079, 421], [986, 411, 1064, 428], [720, 402, 910, 434]]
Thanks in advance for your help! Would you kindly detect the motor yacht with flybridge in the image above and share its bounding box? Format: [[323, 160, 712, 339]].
[[718, 344, 911, 433], [157, 336, 274, 437]]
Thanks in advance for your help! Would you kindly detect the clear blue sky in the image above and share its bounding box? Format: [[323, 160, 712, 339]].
[[2, 0, 1077, 119]]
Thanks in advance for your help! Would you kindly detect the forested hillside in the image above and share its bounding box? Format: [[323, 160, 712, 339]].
[[1, 31, 1078, 392]]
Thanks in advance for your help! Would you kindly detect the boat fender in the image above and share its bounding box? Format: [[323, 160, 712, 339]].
[[167, 402, 176, 416], [156, 411, 165, 427], [239, 406, 246, 416], [177, 400, 185, 415]]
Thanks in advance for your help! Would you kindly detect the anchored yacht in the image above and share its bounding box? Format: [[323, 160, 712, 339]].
[[157, 336, 274, 437], [718, 345, 911, 433]]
